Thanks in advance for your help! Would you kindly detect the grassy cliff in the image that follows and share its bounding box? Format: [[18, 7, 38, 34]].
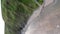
[[1, 0, 43, 34]]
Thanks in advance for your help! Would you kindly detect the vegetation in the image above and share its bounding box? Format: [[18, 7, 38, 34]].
[[1, 0, 43, 34]]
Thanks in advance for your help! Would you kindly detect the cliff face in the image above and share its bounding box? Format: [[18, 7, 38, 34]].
[[24, 0, 60, 34], [1, 0, 43, 34], [24, 5, 60, 34]]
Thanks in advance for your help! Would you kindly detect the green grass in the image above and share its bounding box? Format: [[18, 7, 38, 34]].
[[1, 0, 43, 34]]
